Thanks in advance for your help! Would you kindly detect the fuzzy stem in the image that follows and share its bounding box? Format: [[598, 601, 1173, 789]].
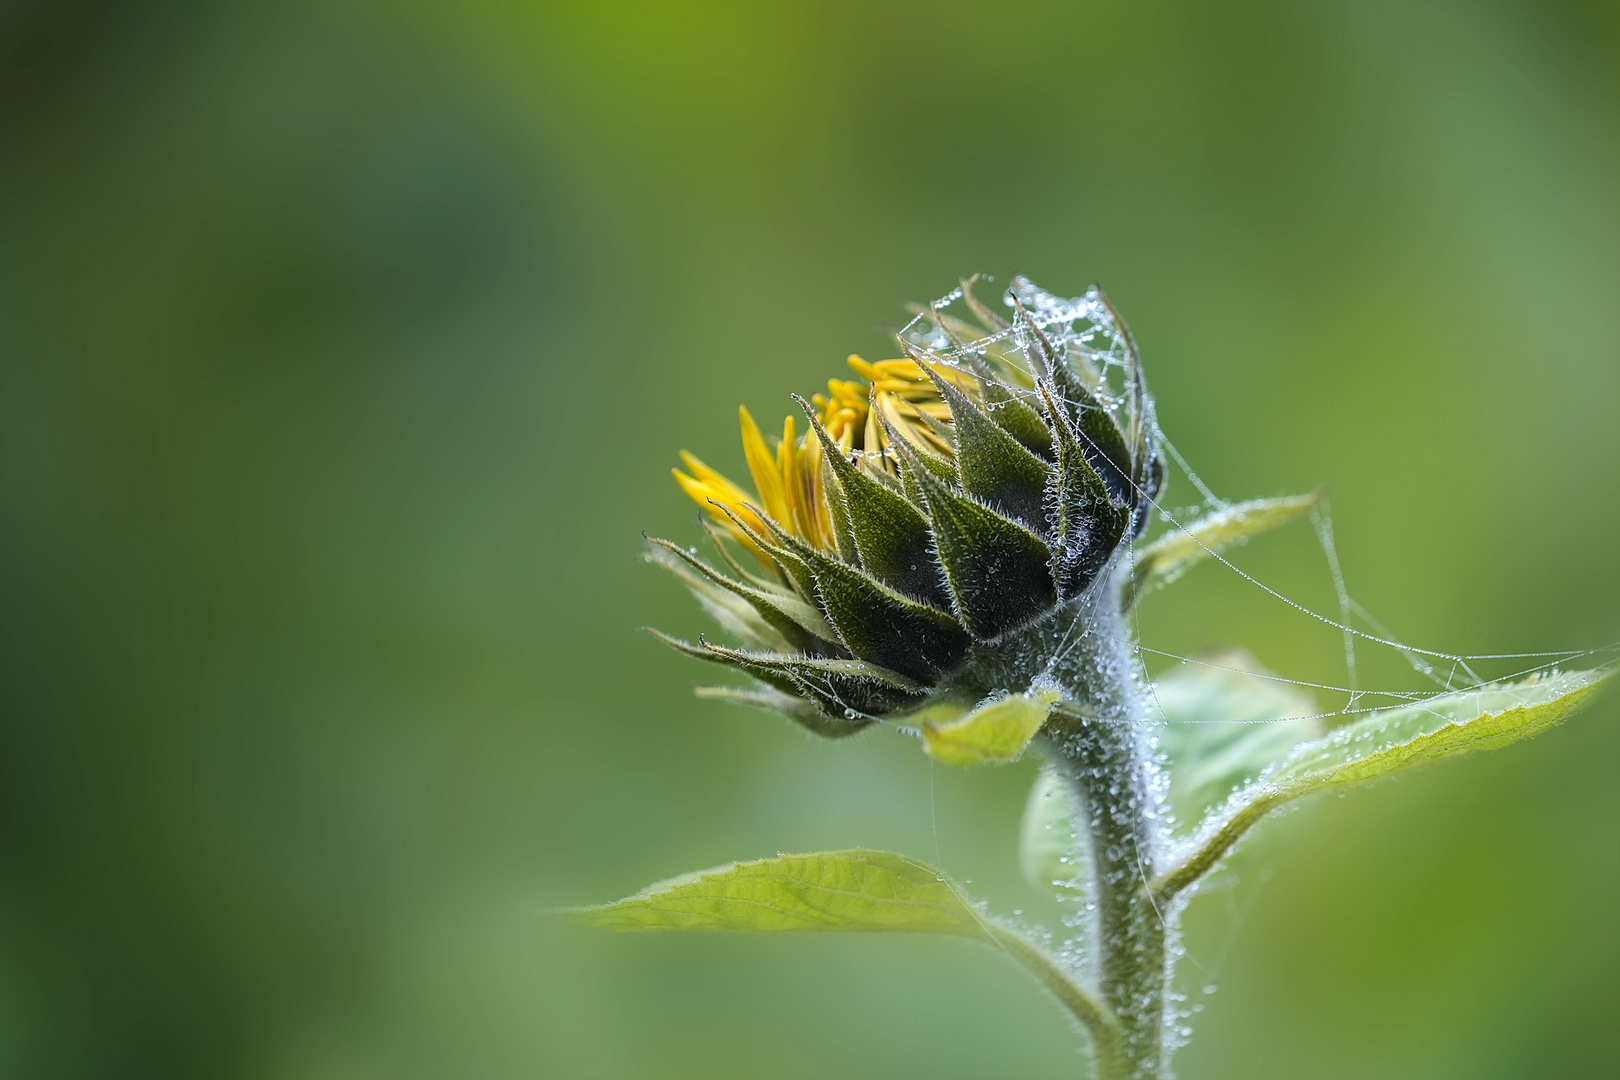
[[1041, 602, 1169, 1080]]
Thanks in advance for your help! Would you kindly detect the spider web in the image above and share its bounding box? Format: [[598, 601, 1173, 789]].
[[886, 276, 1616, 1034], [738, 275, 1616, 730], [890, 276, 1618, 729]]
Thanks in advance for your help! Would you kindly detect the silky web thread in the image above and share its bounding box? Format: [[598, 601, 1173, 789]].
[[661, 281, 1613, 1046], [909, 279, 1612, 718], [895, 279, 1617, 1031], [709, 281, 1615, 909], [913, 279, 1612, 1021], [1311, 503, 1359, 703], [847, 279, 1620, 730]]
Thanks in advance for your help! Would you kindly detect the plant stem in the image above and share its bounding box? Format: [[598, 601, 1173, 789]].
[[1042, 600, 1170, 1080]]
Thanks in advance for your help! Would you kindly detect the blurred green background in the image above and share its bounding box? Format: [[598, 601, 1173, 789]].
[[2, 1, 1616, 1077]]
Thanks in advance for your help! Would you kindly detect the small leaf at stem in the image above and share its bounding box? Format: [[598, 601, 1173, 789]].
[[568, 849, 991, 935], [568, 849, 1120, 1046], [1123, 491, 1323, 609], [924, 687, 1060, 766]]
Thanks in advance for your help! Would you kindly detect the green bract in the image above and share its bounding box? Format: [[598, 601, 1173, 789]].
[[922, 685, 1059, 766]]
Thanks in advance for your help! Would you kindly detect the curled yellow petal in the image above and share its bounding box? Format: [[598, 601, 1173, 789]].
[[739, 407, 790, 528], [668, 345, 973, 574]]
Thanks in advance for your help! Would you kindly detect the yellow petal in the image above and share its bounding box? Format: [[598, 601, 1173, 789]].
[[863, 394, 884, 466], [778, 414, 812, 543], [739, 406, 790, 529], [847, 354, 881, 382], [672, 460, 773, 569], [801, 434, 834, 551], [678, 450, 747, 494]]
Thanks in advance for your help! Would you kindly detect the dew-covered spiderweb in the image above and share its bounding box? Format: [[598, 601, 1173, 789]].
[[887, 275, 1618, 1035], [897, 274, 1617, 724]]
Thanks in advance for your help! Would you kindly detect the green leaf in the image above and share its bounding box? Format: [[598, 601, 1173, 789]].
[[924, 686, 1059, 766], [1155, 666, 1614, 899], [1268, 667, 1609, 790], [1123, 491, 1323, 609], [1151, 653, 1320, 834], [1011, 299, 1096, 416], [570, 849, 1118, 1041], [820, 456, 862, 566], [1019, 768, 1089, 897], [957, 275, 1012, 335], [707, 502, 823, 604], [569, 849, 993, 935]]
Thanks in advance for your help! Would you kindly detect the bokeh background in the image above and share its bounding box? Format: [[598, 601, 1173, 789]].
[[2, 1, 1617, 1077]]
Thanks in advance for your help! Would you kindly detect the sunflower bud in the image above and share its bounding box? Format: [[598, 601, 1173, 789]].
[[647, 277, 1165, 736]]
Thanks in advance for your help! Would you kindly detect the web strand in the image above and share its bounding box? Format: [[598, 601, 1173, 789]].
[[909, 279, 1614, 724]]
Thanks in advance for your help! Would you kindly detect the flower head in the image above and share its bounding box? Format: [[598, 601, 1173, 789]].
[[646, 277, 1164, 736]]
